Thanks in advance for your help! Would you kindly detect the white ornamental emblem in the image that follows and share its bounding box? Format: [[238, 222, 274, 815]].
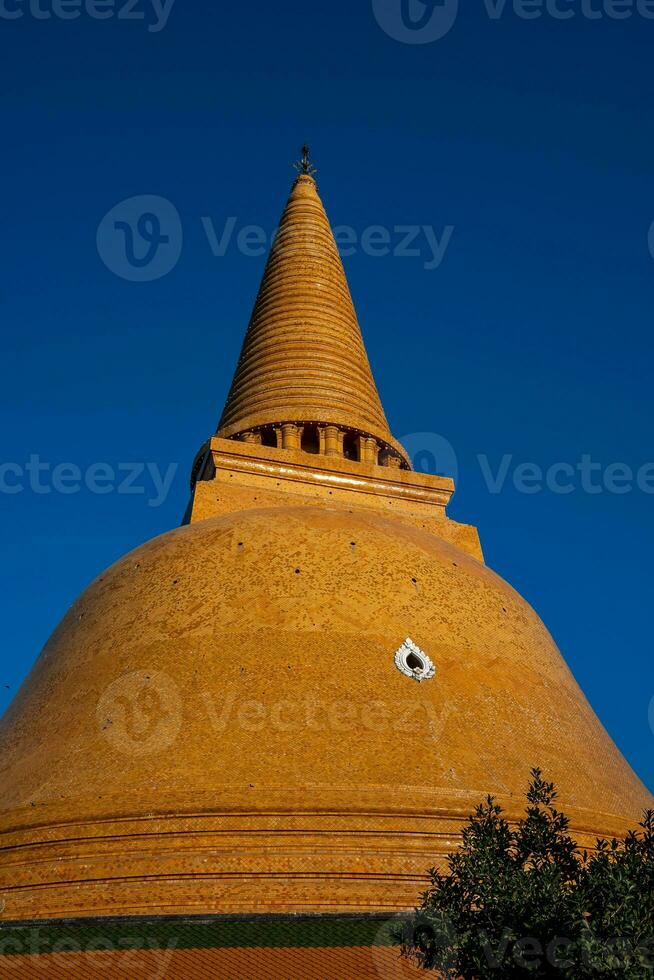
[[394, 638, 436, 683]]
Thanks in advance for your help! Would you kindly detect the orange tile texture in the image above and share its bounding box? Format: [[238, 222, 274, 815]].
[[0, 507, 650, 919], [0, 944, 426, 979]]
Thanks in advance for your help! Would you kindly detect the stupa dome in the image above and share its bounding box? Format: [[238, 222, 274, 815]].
[[0, 505, 649, 918]]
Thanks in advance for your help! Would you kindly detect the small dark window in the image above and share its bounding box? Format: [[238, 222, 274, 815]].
[[406, 652, 424, 673], [261, 429, 277, 448], [343, 433, 359, 461], [301, 425, 320, 454]]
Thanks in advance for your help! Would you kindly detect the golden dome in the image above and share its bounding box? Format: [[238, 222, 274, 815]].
[[0, 506, 649, 919]]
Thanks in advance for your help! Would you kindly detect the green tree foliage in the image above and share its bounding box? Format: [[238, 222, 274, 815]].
[[399, 770, 654, 978]]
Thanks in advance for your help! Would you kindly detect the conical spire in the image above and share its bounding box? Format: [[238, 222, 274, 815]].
[[217, 164, 409, 467]]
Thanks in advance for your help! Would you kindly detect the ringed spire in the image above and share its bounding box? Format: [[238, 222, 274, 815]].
[[217, 150, 410, 468]]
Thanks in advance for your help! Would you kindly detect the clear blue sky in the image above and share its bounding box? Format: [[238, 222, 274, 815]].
[[2, 1, 653, 794]]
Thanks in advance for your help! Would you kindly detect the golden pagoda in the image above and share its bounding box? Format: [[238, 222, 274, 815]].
[[0, 154, 651, 977]]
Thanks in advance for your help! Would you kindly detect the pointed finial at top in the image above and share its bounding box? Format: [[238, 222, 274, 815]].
[[294, 144, 317, 178]]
